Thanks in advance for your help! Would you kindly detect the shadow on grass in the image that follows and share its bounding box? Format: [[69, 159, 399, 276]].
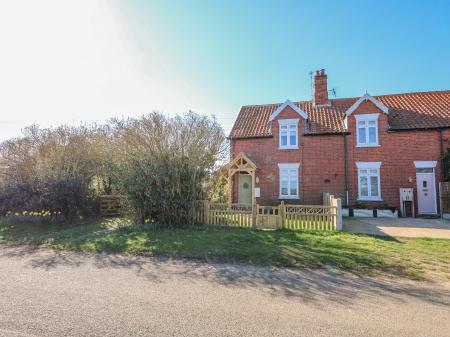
[[1, 243, 449, 308], [1, 219, 449, 283]]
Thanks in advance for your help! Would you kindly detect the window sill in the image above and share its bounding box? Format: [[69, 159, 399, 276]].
[[279, 146, 299, 150], [357, 197, 383, 202], [278, 195, 300, 199], [356, 144, 380, 148]]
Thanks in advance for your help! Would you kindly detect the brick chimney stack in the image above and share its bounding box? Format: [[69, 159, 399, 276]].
[[314, 69, 329, 106]]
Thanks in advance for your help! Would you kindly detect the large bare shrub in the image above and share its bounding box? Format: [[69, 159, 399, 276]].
[[110, 112, 226, 227], [0, 112, 226, 225], [0, 124, 107, 218]]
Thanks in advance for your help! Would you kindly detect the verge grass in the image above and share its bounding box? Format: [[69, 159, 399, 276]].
[[1, 217, 449, 281]]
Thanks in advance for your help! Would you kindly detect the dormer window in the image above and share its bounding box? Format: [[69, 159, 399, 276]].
[[355, 114, 379, 147], [278, 119, 299, 149]]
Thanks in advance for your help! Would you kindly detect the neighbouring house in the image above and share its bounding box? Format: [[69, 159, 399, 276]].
[[227, 69, 450, 216]]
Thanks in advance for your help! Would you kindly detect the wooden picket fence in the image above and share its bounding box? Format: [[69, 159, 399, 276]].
[[283, 204, 339, 230], [194, 202, 254, 227], [98, 194, 342, 231], [196, 198, 342, 231]]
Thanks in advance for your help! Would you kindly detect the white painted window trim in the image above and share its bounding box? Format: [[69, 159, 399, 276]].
[[345, 93, 389, 116], [414, 161, 437, 168], [278, 163, 300, 199], [269, 99, 308, 121], [355, 113, 380, 147], [278, 118, 299, 150], [356, 162, 382, 170], [356, 162, 382, 201]]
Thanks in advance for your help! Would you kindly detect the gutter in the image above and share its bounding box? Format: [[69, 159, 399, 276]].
[[303, 131, 351, 136], [388, 126, 450, 133], [227, 135, 273, 140]]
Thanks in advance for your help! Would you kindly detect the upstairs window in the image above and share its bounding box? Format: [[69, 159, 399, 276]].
[[355, 114, 379, 147], [278, 119, 299, 149]]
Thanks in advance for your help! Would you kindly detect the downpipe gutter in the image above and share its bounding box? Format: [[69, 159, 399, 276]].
[[343, 133, 349, 206]]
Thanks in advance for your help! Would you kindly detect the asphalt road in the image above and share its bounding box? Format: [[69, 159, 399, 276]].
[[0, 246, 449, 337]]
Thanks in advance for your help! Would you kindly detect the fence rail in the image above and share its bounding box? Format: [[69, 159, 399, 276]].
[[195, 198, 342, 231], [98, 195, 342, 231], [284, 204, 338, 230]]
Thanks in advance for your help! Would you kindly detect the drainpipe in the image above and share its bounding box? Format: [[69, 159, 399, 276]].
[[439, 128, 445, 181], [343, 133, 349, 206], [439, 129, 445, 216]]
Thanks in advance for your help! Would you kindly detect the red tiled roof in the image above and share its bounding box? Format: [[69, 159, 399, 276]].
[[229, 90, 450, 139]]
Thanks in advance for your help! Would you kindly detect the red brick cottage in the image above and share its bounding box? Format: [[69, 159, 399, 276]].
[[228, 69, 450, 215]]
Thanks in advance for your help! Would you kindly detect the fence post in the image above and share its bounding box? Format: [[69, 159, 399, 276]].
[[331, 198, 337, 229], [439, 182, 443, 219], [252, 203, 257, 228], [336, 198, 343, 231], [279, 201, 285, 229], [204, 200, 210, 224], [330, 197, 342, 230]]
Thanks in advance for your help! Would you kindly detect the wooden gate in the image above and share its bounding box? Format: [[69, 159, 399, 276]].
[[99, 195, 130, 216], [256, 205, 281, 229], [439, 182, 450, 215]]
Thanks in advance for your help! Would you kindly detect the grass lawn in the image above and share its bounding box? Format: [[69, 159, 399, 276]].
[[0, 217, 449, 281]]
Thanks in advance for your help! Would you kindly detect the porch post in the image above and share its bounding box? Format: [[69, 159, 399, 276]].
[[251, 170, 256, 205], [228, 173, 232, 205]]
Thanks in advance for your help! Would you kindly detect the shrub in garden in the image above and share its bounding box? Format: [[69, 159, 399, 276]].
[[0, 111, 226, 226], [0, 124, 106, 219], [110, 112, 226, 227], [0, 181, 38, 215]]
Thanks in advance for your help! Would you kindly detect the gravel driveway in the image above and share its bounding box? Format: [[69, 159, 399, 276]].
[[0, 245, 449, 337]]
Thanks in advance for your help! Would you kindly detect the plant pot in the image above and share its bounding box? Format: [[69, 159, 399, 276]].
[[353, 209, 373, 217]]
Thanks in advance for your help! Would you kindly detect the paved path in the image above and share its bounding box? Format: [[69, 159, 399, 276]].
[[344, 217, 450, 239], [0, 246, 449, 337]]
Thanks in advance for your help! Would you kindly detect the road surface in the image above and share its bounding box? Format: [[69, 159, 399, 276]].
[[0, 245, 449, 337]]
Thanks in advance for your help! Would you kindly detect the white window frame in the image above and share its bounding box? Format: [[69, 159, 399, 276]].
[[413, 161, 437, 169], [278, 119, 299, 150], [278, 163, 300, 199], [355, 113, 380, 147], [356, 162, 382, 201]]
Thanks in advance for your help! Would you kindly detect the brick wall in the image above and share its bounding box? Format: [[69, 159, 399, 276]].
[[231, 100, 449, 212]]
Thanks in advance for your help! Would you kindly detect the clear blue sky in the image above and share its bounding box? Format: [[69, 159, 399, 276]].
[[0, 0, 449, 139], [119, 0, 450, 132]]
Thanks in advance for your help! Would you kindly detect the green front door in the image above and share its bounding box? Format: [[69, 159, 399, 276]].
[[238, 174, 252, 205]]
